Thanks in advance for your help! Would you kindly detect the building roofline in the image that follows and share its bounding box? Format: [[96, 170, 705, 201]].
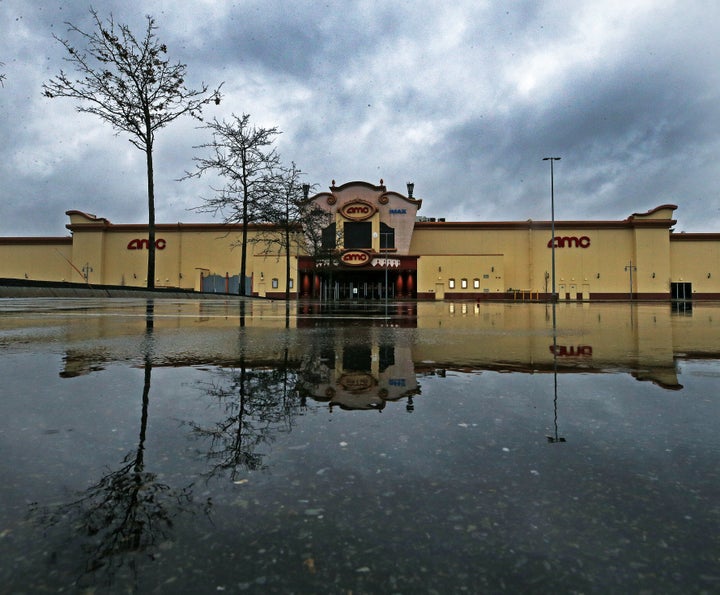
[[414, 218, 677, 231], [65, 219, 288, 233], [628, 204, 678, 219], [330, 180, 387, 192], [0, 236, 72, 245], [670, 232, 720, 241], [380, 190, 422, 208]]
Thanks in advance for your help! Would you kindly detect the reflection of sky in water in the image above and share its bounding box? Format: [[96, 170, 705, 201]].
[[0, 299, 719, 592]]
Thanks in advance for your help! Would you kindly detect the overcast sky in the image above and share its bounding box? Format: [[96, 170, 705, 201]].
[[1, 0, 719, 236]]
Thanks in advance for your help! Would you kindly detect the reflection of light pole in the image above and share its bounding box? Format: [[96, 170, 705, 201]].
[[547, 302, 566, 444], [543, 157, 561, 302], [624, 260, 637, 300]]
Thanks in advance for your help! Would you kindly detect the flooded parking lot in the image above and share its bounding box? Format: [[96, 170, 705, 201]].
[[1, 298, 719, 593]]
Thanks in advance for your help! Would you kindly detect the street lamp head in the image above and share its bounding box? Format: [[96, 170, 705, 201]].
[[543, 157, 561, 161]]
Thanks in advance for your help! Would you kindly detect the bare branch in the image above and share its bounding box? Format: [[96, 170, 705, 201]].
[[43, 9, 223, 289], [185, 114, 281, 295]]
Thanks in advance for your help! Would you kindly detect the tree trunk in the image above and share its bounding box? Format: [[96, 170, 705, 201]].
[[285, 227, 291, 301], [145, 124, 156, 290], [239, 193, 248, 296]]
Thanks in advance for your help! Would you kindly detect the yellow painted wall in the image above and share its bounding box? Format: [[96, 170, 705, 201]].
[[69, 230, 105, 284], [670, 238, 720, 294], [58, 213, 302, 294], [634, 227, 671, 295], [411, 224, 642, 298], [415, 254, 505, 297], [0, 240, 73, 282]]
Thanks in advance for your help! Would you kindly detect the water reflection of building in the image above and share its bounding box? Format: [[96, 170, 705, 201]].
[[41, 301, 720, 393], [296, 327, 420, 411], [410, 302, 698, 387]]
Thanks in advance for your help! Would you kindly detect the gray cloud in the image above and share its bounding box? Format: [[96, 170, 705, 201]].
[[1, 0, 719, 236]]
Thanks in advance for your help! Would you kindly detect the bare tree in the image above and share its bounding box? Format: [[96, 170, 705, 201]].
[[265, 164, 336, 301], [43, 9, 222, 289], [187, 114, 280, 296]]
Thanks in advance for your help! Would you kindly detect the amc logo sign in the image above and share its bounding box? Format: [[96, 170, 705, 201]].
[[127, 238, 167, 250], [341, 250, 371, 266], [547, 236, 591, 248], [550, 345, 593, 357], [339, 373, 376, 393], [340, 200, 377, 221]]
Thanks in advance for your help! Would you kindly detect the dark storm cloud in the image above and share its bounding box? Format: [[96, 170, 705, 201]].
[[1, 0, 720, 235], [430, 3, 720, 228]]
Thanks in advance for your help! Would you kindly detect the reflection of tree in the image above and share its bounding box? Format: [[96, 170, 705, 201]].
[[187, 347, 302, 481], [28, 303, 205, 587], [295, 343, 333, 403]]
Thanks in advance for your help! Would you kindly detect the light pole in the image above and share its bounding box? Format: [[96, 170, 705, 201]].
[[380, 230, 391, 313], [385, 251, 388, 314], [543, 157, 561, 302]]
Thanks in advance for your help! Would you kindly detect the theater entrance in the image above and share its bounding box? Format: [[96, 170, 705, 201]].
[[321, 270, 395, 301], [298, 256, 418, 300]]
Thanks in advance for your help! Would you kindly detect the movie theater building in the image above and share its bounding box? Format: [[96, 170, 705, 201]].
[[1, 180, 718, 300]]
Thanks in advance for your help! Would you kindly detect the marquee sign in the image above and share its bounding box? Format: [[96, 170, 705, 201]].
[[340, 200, 376, 221], [340, 250, 371, 266]]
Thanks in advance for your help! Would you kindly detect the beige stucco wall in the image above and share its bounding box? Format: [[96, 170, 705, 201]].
[[60, 211, 303, 294], [0, 239, 73, 282], [411, 224, 618, 298], [670, 237, 720, 295], [410, 213, 679, 299]]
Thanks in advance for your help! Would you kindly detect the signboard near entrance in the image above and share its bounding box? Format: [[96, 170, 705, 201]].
[[340, 250, 371, 266]]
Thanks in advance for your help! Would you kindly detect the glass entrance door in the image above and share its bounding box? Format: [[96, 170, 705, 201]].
[[671, 282, 692, 300], [320, 271, 396, 300]]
